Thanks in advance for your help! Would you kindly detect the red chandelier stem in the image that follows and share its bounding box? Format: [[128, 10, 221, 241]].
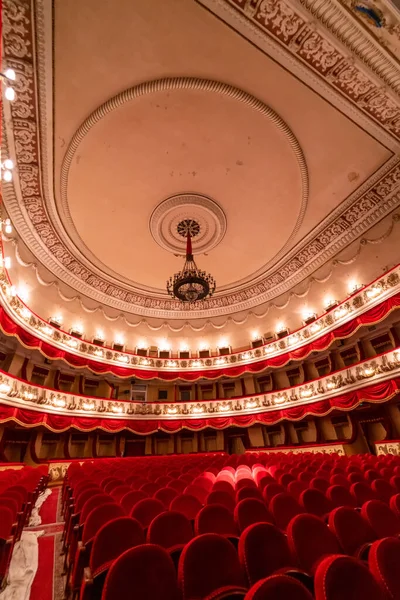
[[186, 230, 193, 259]]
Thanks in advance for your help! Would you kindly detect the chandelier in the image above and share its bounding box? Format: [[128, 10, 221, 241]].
[[166, 220, 216, 303]]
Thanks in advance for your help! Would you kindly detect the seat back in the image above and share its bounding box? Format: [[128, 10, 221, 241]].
[[361, 500, 400, 538], [90, 517, 145, 576], [195, 504, 238, 537], [130, 498, 165, 529], [287, 514, 340, 574], [82, 504, 125, 545], [147, 511, 193, 550], [178, 533, 246, 600], [169, 495, 202, 520], [80, 494, 115, 524], [350, 482, 375, 506], [300, 489, 331, 518], [270, 492, 303, 531], [371, 479, 393, 504], [153, 487, 178, 508], [234, 498, 273, 533], [314, 555, 386, 600], [326, 485, 355, 509], [369, 537, 400, 600], [238, 522, 294, 586], [206, 491, 236, 512], [120, 491, 148, 515], [0, 507, 13, 540], [102, 544, 179, 600], [328, 506, 376, 556]]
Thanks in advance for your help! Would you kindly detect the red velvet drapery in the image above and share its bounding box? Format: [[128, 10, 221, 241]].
[[0, 378, 398, 434], [0, 294, 399, 381]]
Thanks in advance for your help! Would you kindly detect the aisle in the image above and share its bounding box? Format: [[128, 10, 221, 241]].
[[29, 487, 64, 600]]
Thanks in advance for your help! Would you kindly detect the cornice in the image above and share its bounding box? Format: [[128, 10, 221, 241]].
[[0, 346, 398, 420], [0, 262, 399, 375], [2, 0, 400, 320]]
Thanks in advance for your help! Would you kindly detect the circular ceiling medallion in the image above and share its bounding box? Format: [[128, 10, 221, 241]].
[[149, 194, 227, 255]]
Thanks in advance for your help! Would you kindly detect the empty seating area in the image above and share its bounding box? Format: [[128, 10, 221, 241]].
[[59, 451, 400, 599], [0, 465, 48, 586]]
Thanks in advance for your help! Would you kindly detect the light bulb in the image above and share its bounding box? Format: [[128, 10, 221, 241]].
[[5, 69, 16, 81], [3, 159, 13, 170], [4, 257, 11, 269], [3, 170, 12, 182], [5, 87, 15, 101], [4, 219, 12, 234]]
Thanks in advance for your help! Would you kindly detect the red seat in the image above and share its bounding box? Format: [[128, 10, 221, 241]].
[[365, 469, 380, 483], [193, 476, 214, 492], [129, 499, 165, 529], [269, 493, 303, 531], [326, 485, 356, 509], [211, 481, 235, 496], [234, 499, 273, 533], [120, 491, 148, 515], [167, 480, 186, 494], [262, 483, 284, 504], [390, 493, 400, 518], [361, 499, 400, 538], [183, 485, 208, 504], [153, 487, 178, 508], [110, 485, 131, 503], [287, 514, 340, 574], [236, 479, 257, 491], [140, 482, 160, 495], [147, 511, 193, 553], [328, 506, 376, 556], [236, 487, 262, 503], [80, 495, 115, 524], [314, 555, 386, 600], [287, 481, 307, 500], [101, 544, 179, 600], [371, 479, 394, 504], [351, 482, 375, 506], [178, 533, 247, 600], [369, 537, 400, 600], [348, 472, 364, 484], [329, 475, 349, 489], [80, 517, 145, 600], [244, 574, 313, 600], [195, 504, 238, 538], [279, 473, 295, 488], [70, 504, 125, 595], [206, 491, 236, 513], [238, 522, 295, 586], [0, 507, 14, 586], [169, 494, 202, 520], [390, 476, 400, 493], [310, 478, 330, 494], [300, 489, 332, 518]]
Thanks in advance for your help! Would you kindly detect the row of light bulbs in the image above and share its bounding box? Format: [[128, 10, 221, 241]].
[[1, 69, 17, 183]]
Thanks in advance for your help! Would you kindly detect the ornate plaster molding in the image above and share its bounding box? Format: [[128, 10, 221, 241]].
[[2, 0, 400, 320], [0, 346, 398, 419], [1, 262, 399, 374]]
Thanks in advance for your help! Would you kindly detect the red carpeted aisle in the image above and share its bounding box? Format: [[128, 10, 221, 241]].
[[29, 488, 63, 600], [30, 535, 55, 600], [39, 488, 60, 525]]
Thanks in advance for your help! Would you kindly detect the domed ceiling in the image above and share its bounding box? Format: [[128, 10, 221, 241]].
[[2, 0, 400, 351]]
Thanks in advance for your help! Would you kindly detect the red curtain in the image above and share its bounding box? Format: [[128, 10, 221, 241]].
[[0, 294, 399, 381], [0, 378, 398, 434]]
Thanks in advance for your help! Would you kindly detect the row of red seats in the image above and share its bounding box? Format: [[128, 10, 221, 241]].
[[0, 465, 48, 585], [60, 452, 400, 599]]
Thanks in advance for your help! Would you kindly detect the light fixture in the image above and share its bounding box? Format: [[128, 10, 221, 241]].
[[366, 285, 382, 299], [325, 297, 339, 311], [53, 397, 66, 408], [1, 68, 16, 102], [0, 158, 14, 182], [49, 315, 63, 328], [348, 280, 363, 294], [0, 218, 13, 235], [166, 223, 216, 302], [0, 255, 11, 269], [21, 308, 31, 320], [302, 310, 317, 325]]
